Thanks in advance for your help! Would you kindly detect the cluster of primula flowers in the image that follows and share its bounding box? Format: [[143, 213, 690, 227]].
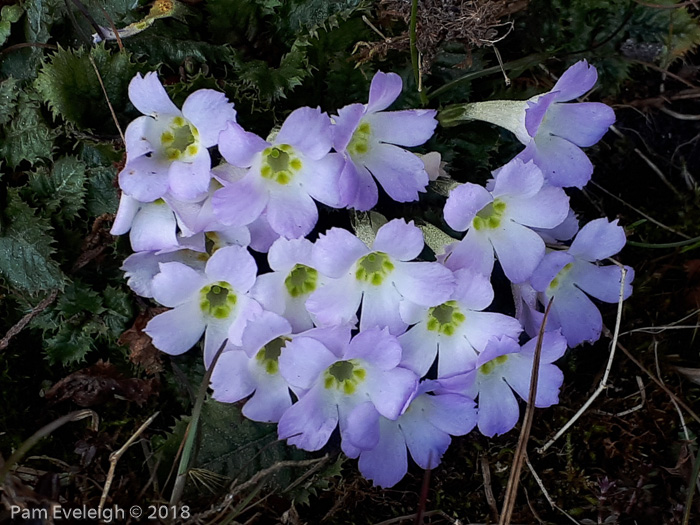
[[112, 62, 633, 487]]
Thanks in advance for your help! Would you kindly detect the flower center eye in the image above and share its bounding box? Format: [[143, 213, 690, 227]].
[[261, 144, 303, 185], [284, 264, 318, 297], [324, 359, 366, 394], [473, 198, 507, 230], [161, 116, 199, 161], [479, 354, 509, 375], [347, 121, 371, 157], [199, 281, 236, 319], [548, 262, 574, 292], [355, 252, 394, 286], [426, 300, 466, 336], [255, 337, 288, 374]]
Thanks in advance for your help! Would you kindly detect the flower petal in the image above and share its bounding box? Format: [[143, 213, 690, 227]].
[[218, 122, 268, 168], [111, 194, 141, 235], [506, 184, 569, 229], [366, 367, 418, 419], [119, 155, 170, 202], [477, 376, 519, 437], [360, 283, 406, 335], [525, 92, 557, 138], [313, 227, 368, 278], [276, 107, 332, 160], [306, 276, 362, 327], [239, 310, 292, 358], [129, 72, 179, 117], [399, 324, 438, 376], [332, 103, 365, 152], [210, 349, 256, 402], [278, 337, 337, 390], [363, 143, 429, 202], [212, 175, 269, 226], [145, 302, 205, 355], [167, 151, 212, 201], [181, 89, 237, 148], [502, 356, 564, 408], [372, 219, 424, 261], [367, 71, 402, 113], [203, 318, 233, 367], [364, 109, 437, 147], [571, 261, 634, 303], [278, 386, 338, 451], [522, 134, 594, 188], [568, 218, 626, 261], [346, 327, 402, 369], [206, 245, 258, 293], [550, 60, 598, 102], [266, 185, 318, 239], [549, 284, 603, 346], [152, 262, 207, 306], [124, 116, 155, 159], [339, 157, 378, 211], [268, 237, 314, 271], [298, 153, 344, 207], [492, 158, 544, 199], [401, 410, 450, 469], [444, 183, 493, 232], [444, 229, 494, 276], [345, 401, 381, 450], [243, 376, 293, 423], [358, 419, 407, 488], [542, 102, 615, 147], [489, 221, 545, 283], [393, 261, 455, 307], [452, 268, 493, 311], [130, 200, 178, 252]]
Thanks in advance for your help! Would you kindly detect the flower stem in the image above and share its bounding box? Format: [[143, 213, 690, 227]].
[[409, 0, 427, 105]]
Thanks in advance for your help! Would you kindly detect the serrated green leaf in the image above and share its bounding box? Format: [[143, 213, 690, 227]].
[[26, 156, 87, 221], [35, 44, 144, 130], [0, 190, 65, 292], [102, 285, 133, 336], [232, 37, 311, 102], [45, 324, 94, 365], [205, 0, 274, 44], [56, 280, 104, 317], [277, 0, 363, 36], [128, 26, 235, 67], [0, 77, 19, 126], [0, 90, 55, 167], [22, 0, 64, 43], [157, 398, 307, 493], [85, 166, 119, 216], [0, 5, 24, 46]]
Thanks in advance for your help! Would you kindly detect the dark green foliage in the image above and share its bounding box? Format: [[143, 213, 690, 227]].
[[156, 398, 308, 492], [22, 0, 65, 43], [24, 156, 87, 221], [0, 77, 20, 126], [85, 166, 119, 217], [275, 0, 365, 39], [0, 189, 65, 293], [0, 90, 55, 167], [35, 280, 133, 365], [36, 44, 144, 130]]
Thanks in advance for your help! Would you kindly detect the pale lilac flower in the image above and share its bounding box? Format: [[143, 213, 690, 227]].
[[344, 382, 477, 488], [251, 237, 327, 331], [515, 61, 616, 187], [444, 61, 614, 188], [443, 158, 569, 282], [333, 71, 437, 210], [211, 318, 352, 423], [212, 107, 344, 239], [530, 218, 634, 346], [111, 194, 180, 252], [399, 268, 522, 377], [119, 72, 237, 202], [144, 245, 263, 366], [121, 248, 207, 299], [439, 333, 566, 437], [307, 219, 455, 335], [277, 327, 418, 452]]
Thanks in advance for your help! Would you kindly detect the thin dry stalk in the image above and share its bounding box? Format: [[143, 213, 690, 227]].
[[498, 297, 553, 524], [0, 290, 59, 351], [88, 54, 125, 144], [98, 411, 159, 512], [538, 264, 628, 455], [481, 455, 499, 522], [0, 410, 98, 484], [525, 455, 581, 525]]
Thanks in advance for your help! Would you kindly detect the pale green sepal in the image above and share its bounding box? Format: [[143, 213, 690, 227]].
[[351, 211, 387, 247], [438, 99, 531, 143], [419, 223, 458, 256]]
